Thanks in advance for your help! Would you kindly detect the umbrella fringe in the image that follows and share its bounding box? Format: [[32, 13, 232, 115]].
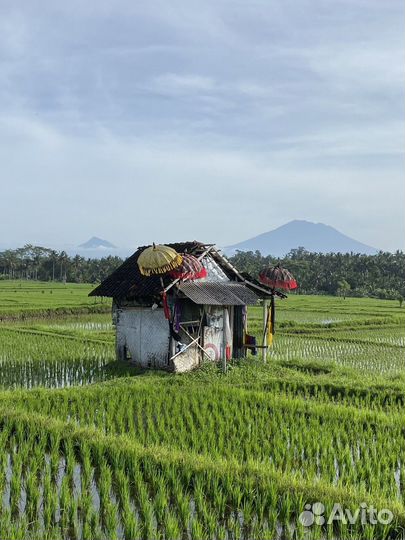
[[260, 279, 297, 290], [139, 255, 183, 276], [170, 267, 207, 280]]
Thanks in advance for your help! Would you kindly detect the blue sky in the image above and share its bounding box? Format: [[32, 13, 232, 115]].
[[1, 0, 404, 251]]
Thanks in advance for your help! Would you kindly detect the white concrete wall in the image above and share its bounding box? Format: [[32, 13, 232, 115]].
[[115, 307, 170, 369]]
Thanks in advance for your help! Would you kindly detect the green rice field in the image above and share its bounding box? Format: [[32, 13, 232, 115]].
[[0, 280, 109, 319], [0, 282, 404, 539]]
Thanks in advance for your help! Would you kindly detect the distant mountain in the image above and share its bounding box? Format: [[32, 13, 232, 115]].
[[79, 236, 116, 250], [225, 220, 379, 257]]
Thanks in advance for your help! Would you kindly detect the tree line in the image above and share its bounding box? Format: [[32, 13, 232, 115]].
[[1, 244, 404, 300], [0, 245, 122, 284], [229, 247, 405, 300]]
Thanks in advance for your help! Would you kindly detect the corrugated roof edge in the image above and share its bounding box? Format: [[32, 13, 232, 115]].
[[178, 281, 260, 305]]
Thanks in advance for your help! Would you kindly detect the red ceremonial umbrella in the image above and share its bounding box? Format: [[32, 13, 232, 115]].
[[258, 264, 298, 342], [258, 264, 298, 290], [169, 254, 207, 280]]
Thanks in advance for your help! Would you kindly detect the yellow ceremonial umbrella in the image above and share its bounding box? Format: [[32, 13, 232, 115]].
[[137, 243, 182, 276]]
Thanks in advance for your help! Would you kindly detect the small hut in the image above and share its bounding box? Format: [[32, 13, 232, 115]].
[[90, 241, 282, 372]]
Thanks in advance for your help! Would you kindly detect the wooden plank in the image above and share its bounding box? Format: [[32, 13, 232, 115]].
[[179, 324, 213, 362], [169, 336, 199, 361]]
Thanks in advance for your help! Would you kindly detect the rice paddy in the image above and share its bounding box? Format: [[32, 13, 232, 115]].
[[0, 281, 109, 319], [0, 283, 404, 539]]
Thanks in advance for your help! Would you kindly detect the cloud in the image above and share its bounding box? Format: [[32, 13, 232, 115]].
[[149, 74, 216, 96], [0, 112, 403, 252], [0, 0, 403, 252]]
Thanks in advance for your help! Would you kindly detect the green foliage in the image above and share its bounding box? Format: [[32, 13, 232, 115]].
[[229, 249, 405, 297], [0, 244, 123, 283], [337, 278, 351, 299], [2, 244, 404, 300]]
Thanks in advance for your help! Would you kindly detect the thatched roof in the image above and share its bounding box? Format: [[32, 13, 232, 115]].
[[89, 240, 281, 300]]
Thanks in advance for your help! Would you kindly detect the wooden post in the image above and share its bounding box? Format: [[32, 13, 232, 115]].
[[222, 308, 227, 374], [262, 299, 268, 363]]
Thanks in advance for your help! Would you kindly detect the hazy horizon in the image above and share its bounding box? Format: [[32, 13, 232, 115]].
[[0, 219, 398, 255]]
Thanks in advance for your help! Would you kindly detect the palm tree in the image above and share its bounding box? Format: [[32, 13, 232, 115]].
[[337, 279, 351, 299], [58, 251, 69, 282]]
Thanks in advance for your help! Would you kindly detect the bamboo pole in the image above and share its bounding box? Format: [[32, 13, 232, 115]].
[[262, 299, 268, 363], [222, 308, 227, 373]]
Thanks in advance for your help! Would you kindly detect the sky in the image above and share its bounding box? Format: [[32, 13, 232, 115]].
[[0, 0, 404, 252]]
